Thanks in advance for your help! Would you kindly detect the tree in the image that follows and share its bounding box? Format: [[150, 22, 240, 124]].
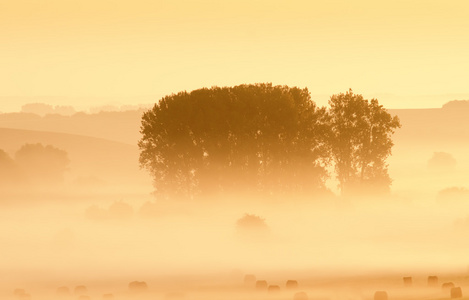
[[236, 213, 270, 240], [327, 89, 401, 195], [138, 83, 329, 200], [15, 143, 70, 184], [427, 152, 457, 170]]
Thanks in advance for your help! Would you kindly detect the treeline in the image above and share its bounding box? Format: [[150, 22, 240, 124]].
[[19, 102, 151, 116], [139, 83, 401, 200], [0, 143, 69, 187]]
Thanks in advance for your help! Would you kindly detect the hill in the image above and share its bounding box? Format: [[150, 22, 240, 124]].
[[1, 101, 469, 147], [389, 102, 469, 146], [0, 110, 144, 145], [387, 101, 469, 194]]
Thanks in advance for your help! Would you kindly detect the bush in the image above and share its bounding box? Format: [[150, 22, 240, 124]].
[[437, 187, 469, 205], [236, 214, 270, 239], [428, 152, 457, 170]]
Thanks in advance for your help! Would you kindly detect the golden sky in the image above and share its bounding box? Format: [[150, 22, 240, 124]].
[[1, 0, 469, 111]]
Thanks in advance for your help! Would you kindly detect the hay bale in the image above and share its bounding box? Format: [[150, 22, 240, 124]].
[[403, 277, 412, 287], [294, 291, 309, 300], [268, 285, 280, 292], [74, 285, 88, 295], [244, 274, 256, 286], [451, 287, 462, 298], [286, 280, 299, 289], [255, 280, 268, 290], [129, 281, 148, 292], [56, 286, 70, 296], [374, 291, 388, 300], [102, 294, 114, 299], [428, 276, 438, 287], [442, 282, 455, 291]]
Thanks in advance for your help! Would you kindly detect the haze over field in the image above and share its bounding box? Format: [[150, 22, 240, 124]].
[[2, 94, 469, 300], [2, 1, 469, 300]]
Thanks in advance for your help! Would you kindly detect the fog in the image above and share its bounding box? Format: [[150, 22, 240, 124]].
[[3, 177, 469, 299], [2, 107, 469, 300]]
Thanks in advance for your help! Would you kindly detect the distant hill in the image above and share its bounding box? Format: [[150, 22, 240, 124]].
[[0, 110, 145, 145], [387, 102, 469, 193], [389, 100, 469, 146], [0, 128, 150, 186], [2, 101, 469, 147]]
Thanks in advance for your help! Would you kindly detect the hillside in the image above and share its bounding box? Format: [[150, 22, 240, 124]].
[[1, 101, 469, 147], [389, 105, 469, 146], [387, 101, 469, 194], [0, 110, 144, 146]]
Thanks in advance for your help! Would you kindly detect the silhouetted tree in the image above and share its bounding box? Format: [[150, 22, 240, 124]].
[[15, 143, 70, 184], [139, 83, 329, 199], [327, 89, 401, 195]]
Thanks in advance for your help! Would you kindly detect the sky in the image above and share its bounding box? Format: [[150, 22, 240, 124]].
[[1, 0, 469, 112]]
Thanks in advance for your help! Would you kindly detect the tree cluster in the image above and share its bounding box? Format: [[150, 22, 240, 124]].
[[21, 103, 76, 116], [0, 143, 69, 187], [139, 84, 400, 199]]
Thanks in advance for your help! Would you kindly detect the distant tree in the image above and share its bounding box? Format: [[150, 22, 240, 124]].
[[236, 213, 270, 239], [428, 152, 457, 170], [15, 143, 70, 184], [21, 103, 55, 116], [21, 103, 76, 116], [436, 186, 469, 205], [327, 89, 401, 195], [236, 214, 268, 230], [139, 83, 329, 199]]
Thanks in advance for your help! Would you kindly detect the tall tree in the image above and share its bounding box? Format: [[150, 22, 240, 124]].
[[327, 89, 401, 195], [138, 83, 329, 200]]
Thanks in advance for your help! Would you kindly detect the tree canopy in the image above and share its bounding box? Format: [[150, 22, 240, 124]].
[[0, 143, 70, 188], [139, 84, 400, 200], [139, 83, 329, 199], [15, 143, 70, 184], [327, 89, 401, 195]]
